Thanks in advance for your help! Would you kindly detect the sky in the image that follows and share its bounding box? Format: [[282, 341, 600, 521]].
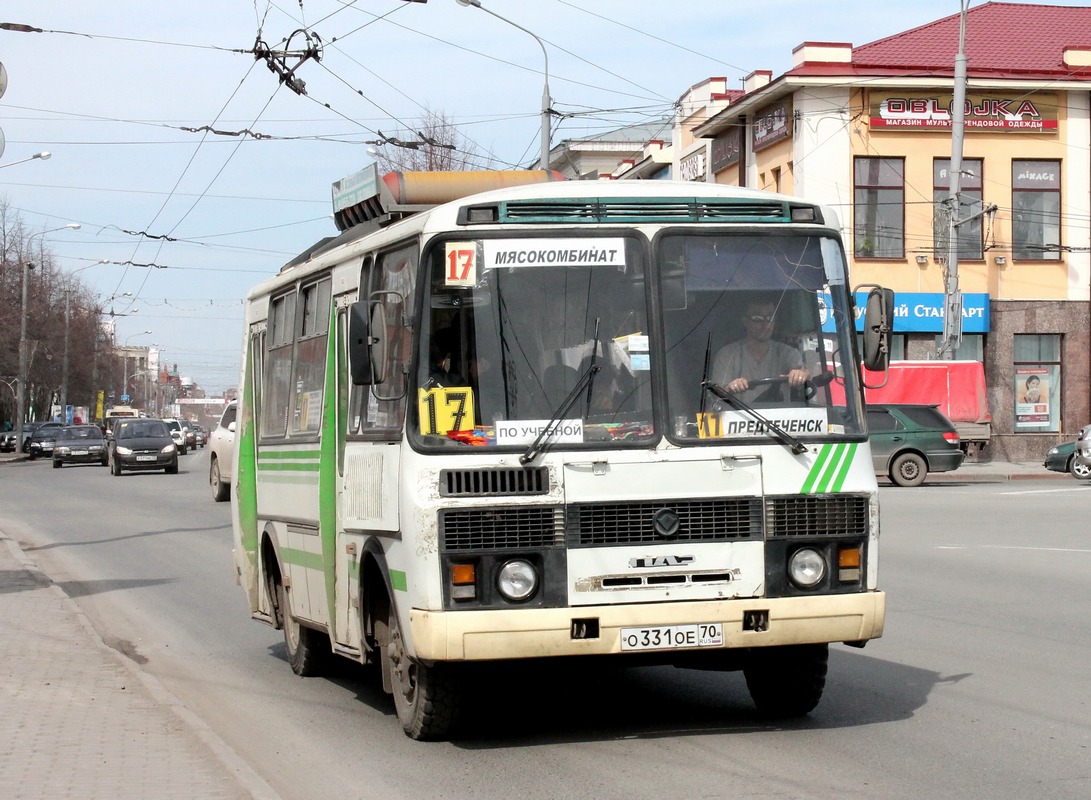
[[1, 0, 1084, 395]]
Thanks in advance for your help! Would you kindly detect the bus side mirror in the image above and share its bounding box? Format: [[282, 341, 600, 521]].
[[859, 285, 894, 372], [348, 300, 389, 386]]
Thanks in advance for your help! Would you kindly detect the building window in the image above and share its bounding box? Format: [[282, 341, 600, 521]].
[[933, 158, 983, 260], [854, 157, 904, 258], [1013, 334, 1060, 432], [1012, 160, 1061, 261]]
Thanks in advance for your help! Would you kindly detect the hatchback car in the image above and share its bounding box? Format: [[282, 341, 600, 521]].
[[209, 401, 236, 502], [161, 418, 188, 455], [109, 418, 178, 475], [27, 425, 63, 460], [868, 403, 965, 487], [52, 424, 110, 468], [21, 420, 62, 453]]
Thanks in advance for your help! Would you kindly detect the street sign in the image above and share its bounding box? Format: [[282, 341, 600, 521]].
[[121, 394, 130, 402]]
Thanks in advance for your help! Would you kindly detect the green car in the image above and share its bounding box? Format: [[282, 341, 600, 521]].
[[1044, 440, 1091, 479], [867, 403, 965, 487]]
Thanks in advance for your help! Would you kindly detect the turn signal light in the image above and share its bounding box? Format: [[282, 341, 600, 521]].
[[450, 563, 476, 601], [838, 545, 862, 583]]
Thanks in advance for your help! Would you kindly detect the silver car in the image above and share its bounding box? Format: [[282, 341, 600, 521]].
[[1073, 425, 1091, 472]]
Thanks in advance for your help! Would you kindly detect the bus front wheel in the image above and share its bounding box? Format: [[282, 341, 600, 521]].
[[743, 643, 828, 718], [379, 600, 460, 740]]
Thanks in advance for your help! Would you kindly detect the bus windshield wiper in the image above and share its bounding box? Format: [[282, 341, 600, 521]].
[[701, 380, 808, 455], [521, 319, 601, 465], [520, 362, 600, 464]]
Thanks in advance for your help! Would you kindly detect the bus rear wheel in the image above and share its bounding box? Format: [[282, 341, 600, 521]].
[[276, 579, 327, 677], [378, 600, 460, 740], [743, 643, 828, 718]]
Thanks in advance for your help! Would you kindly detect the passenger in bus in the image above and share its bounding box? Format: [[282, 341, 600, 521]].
[[712, 299, 808, 403]]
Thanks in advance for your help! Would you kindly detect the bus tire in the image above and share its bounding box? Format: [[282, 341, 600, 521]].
[[379, 600, 460, 740], [210, 457, 230, 501], [278, 580, 326, 677], [889, 452, 927, 487], [744, 643, 828, 718]]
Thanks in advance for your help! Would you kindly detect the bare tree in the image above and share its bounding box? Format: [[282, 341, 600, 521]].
[[370, 108, 493, 173]]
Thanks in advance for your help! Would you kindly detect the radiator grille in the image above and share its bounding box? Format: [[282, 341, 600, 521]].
[[566, 498, 762, 547], [765, 494, 870, 537], [440, 506, 564, 551], [439, 467, 549, 497]]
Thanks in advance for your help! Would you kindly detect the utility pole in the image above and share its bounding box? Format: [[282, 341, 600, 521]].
[[938, 1, 969, 360]]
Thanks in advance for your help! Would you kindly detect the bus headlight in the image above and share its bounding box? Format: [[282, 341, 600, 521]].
[[497, 559, 537, 602], [788, 548, 827, 589]]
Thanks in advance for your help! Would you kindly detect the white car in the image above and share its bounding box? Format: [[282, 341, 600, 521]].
[[209, 401, 237, 502], [161, 418, 188, 455]]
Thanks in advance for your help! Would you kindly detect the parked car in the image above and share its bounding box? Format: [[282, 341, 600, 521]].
[[161, 418, 188, 455], [52, 424, 110, 468], [0, 430, 17, 453], [190, 423, 207, 448], [21, 420, 62, 453], [1070, 424, 1091, 478], [1043, 439, 1091, 479], [868, 403, 965, 487], [27, 425, 64, 460], [209, 401, 236, 502], [109, 418, 178, 475]]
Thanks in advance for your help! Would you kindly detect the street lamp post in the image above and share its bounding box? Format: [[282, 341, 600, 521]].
[[15, 222, 80, 449], [456, 0, 551, 169], [0, 151, 50, 170]]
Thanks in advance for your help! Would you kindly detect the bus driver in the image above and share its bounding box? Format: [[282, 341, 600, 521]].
[[712, 299, 809, 403]]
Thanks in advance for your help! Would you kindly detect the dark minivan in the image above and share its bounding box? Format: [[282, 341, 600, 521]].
[[868, 403, 964, 487]]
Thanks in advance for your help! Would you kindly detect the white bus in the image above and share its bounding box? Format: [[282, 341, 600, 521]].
[[231, 167, 892, 739]]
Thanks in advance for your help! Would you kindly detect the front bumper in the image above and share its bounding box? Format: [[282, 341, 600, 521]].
[[408, 591, 885, 662]]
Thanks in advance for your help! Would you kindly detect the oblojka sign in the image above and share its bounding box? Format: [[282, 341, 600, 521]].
[[869, 91, 1058, 132]]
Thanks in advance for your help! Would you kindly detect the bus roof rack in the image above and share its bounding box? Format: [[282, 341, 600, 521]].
[[331, 165, 565, 232]]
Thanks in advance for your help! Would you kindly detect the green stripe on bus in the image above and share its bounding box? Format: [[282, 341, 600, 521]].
[[390, 570, 407, 592], [256, 461, 321, 472], [280, 547, 324, 571], [801, 443, 835, 494], [803, 442, 858, 494], [256, 474, 320, 486], [237, 341, 259, 561], [319, 302, 339, 640], [831, 442, 858, 491]]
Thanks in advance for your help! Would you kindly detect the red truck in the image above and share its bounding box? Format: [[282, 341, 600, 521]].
[[863, 360, 991, 455]]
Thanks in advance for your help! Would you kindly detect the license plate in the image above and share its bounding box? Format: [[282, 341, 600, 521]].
[[620, 623, 724, 652], [136, 455, 157, 462], [71, 450, 88, 456]]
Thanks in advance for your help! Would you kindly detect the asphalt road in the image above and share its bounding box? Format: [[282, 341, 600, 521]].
[[1, 453, 1088, 799]]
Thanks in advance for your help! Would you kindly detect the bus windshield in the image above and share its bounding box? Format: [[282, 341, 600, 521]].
[[410, 229, 864, 450], [660, 231, 864, 442], [414, 234, 654, 449]]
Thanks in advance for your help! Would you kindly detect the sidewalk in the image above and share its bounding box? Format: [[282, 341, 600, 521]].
[[0, 529, 280, 800]]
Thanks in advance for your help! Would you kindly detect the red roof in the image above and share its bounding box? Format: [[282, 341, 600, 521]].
[[790, 2, 1091, 80]]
